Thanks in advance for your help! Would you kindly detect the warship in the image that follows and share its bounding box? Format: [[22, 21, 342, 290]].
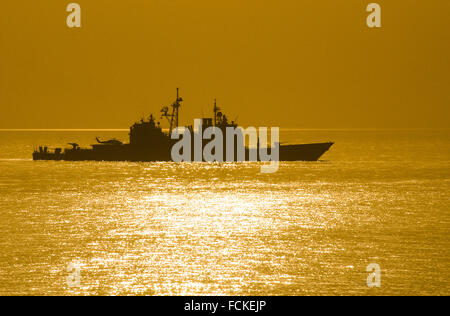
[[33, 89, 333, 162]]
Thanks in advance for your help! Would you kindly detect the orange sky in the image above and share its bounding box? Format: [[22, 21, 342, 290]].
[[0, 1, 449, 129]]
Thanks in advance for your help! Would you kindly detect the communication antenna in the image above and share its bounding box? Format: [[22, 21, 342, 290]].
[[161, 88, 183, 133]]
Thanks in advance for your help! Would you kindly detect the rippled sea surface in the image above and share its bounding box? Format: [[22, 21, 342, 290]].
[[0, 129, 449, 296]]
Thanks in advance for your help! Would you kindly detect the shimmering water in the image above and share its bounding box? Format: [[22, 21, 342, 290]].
[[0, 129, 449, 296]]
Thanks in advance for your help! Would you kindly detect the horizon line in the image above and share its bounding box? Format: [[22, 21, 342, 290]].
[[0, 128, 449, 132]]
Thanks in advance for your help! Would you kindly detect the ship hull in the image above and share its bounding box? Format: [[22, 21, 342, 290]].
[[33, 142, 333, 162], [279, 142, 334, 161]]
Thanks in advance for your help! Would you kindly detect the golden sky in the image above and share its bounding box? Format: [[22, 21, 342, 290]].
[[0, 0, 449, 129]]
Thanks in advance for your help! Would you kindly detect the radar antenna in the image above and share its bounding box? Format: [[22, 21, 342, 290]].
[[161, 88, 183, 133]]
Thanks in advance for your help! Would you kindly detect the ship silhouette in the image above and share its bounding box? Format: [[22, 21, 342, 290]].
[[33, 89, 333, 162]]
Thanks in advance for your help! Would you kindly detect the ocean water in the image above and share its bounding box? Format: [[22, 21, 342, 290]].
[[0, 129, 448, 296]]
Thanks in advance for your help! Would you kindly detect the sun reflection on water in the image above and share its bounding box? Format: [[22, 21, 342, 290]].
[[1, 129, 449, 296]]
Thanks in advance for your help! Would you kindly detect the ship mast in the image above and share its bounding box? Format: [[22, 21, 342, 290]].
[[213, 99, 220, 126], [161, 88, 183, 133]]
